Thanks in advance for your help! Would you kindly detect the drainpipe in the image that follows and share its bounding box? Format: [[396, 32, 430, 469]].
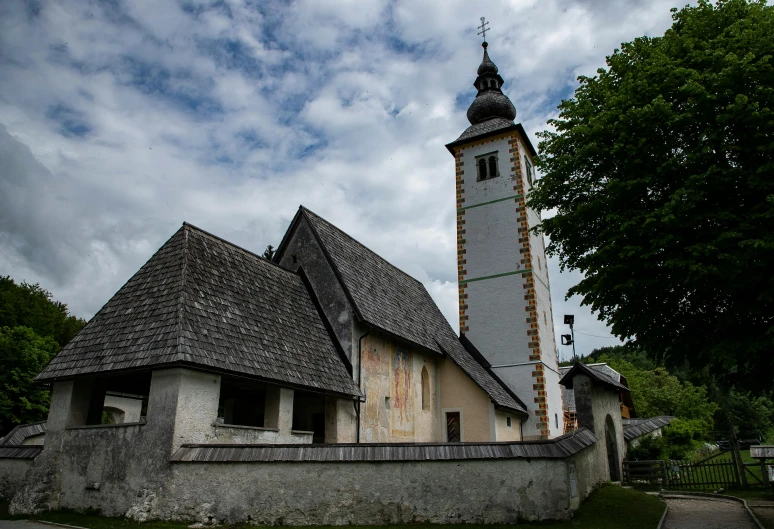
[[356, 328, 371, 444]]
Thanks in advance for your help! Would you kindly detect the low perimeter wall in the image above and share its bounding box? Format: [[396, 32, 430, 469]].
[[4, 429, 608, 525]]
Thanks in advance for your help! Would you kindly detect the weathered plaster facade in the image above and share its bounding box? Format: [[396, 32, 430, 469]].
[[359, 332, 441, 443], [2, 364, 620, 525], [277, 215, 355, 359]]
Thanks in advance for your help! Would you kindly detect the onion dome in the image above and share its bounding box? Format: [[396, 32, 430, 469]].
[[466, 42, 516, 125]]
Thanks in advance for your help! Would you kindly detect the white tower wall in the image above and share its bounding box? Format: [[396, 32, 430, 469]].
[[455, 131, 563, 439]]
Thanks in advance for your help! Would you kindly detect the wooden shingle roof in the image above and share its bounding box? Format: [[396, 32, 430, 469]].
[[559, 362, 630, 393], [287, 208, 527, 415], [622, 417, 674, 441], [36, 224, 361, 398], [171, 428, 596, 462]]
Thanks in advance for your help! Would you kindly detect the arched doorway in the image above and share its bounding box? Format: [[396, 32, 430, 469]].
[[605, 414, 621, 481], [103, 406, 126, 424]]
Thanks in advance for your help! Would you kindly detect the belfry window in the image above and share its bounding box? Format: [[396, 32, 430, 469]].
[[526, 158, 534, 187], [478, 158, 487, 179], [476, 152, 499, 181]]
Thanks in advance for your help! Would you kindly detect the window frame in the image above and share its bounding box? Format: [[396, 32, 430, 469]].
[[476, 151, 500, 181], [525, 157, 534, 187]]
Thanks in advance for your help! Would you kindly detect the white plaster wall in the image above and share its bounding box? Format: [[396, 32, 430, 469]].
[[104, 395, 143, 423], [210, 425, 313, 444], [21, 434, 45, 446], [495, 364, 540, 438], [494, 409, 522, 441], [544, 368, 565, 438], [325, 396, 357, 443], [465, 274, 530, 366], [458, 132, 563, 439], [153, 457, 575, 525], [462, 201, 523, 280], [157, 368, 221, 450], [460, 136, 518, 206]]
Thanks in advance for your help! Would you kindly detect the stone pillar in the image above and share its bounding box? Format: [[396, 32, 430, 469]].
[[265, 386, 294, 437], [573, 374, 595, 433], [147, 368, 221, 452], [45, 379, 94, 435], [325, 396, 357, 443]]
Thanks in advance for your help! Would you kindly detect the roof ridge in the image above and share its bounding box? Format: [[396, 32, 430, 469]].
[[181, 221, 297, 276], [177, 225, 189, 360], [299, 206, 426, 288]]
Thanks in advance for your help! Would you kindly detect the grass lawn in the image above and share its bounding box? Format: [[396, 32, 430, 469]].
[[0, 485, 665, 529], [707, 450, 769, 484]]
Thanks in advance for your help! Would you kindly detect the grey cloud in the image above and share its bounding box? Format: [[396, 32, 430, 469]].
[[0, 0, 677, 351]]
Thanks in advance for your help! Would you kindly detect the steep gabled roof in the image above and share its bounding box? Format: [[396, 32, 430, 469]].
[[277, 207, 527, 415], [559, 362, 630, 393], [36, 224, 361, 398]]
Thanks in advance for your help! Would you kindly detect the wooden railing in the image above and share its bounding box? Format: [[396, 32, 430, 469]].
[[624, 458, 739, 490]]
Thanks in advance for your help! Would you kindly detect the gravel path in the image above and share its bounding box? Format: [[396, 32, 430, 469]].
[[663, 497, 759, 529]]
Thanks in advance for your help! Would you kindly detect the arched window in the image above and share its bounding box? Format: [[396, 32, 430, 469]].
[[421, 366, 430, 411], [478, 158, 488, 180], [488, 156, 497, 177]]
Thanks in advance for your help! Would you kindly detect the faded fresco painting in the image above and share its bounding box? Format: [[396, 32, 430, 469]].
[[391, 347, 414, 437], [361, 336, 390, 442]]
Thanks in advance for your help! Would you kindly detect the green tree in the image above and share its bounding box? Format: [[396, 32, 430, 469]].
[[596, 355, 718, 431], [0, 326, 60, 433], [0, 277, 86, 436], [591, 354, 718, 459], [0, 276, 85, 347], [529, 0, 774, 392], [714, 389, 774, 438]]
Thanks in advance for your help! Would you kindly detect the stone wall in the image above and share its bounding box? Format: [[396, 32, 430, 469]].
[[150, 456, 583, 525], [0, 459, 33, 500], [3, 366, 622, 524]]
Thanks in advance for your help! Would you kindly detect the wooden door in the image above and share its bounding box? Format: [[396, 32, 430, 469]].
[[446, 412, 461, 442]]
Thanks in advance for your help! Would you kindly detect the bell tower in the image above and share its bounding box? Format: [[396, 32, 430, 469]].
[[445, 38, 563, 439]]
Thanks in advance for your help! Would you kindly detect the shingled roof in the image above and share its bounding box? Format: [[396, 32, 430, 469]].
[[283, 207, 527, 415], [36, 224, 361, 398], [559, 362, 630, 393]]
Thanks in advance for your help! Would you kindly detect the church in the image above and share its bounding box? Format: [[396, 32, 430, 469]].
[[26, 39, 562, 446], [0, 40, 630, 526]]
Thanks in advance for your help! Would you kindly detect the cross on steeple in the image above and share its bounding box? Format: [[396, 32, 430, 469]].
[[477, 17, 490, 42]]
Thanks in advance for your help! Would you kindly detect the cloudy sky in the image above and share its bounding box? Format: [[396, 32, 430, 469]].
[[0, 0, 682, 359]]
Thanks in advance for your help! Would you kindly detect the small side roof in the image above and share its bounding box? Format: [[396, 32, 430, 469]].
[[559, 362, 630, 393], [622, 417, 674, 441], [0, 421, 46, 446], [275, 207, 528, 415], [36, 224, 361, 398]]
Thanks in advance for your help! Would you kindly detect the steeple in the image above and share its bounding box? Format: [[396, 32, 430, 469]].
[[445, 25, 563, 440], [466, 42, 517, 125]]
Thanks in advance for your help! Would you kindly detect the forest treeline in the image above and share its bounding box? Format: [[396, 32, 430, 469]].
[[0, 276, 86, 435], [570, 346, 774, 460]]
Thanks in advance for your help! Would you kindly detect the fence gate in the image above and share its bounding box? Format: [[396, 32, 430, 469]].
[[624, 458, 739, 490]]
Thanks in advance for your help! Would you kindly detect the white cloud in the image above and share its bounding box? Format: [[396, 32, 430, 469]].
[[0, 0, 679, 357]]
